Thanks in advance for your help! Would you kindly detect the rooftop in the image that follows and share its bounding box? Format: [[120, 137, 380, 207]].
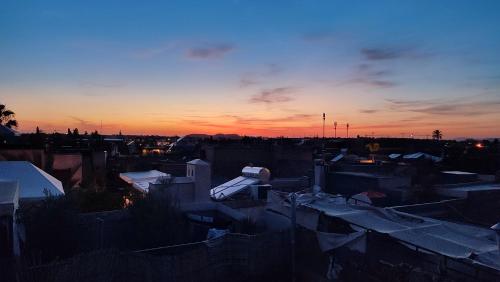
[[186, 159, 210, 166], [269, 191, 500, 272], [0, 161, 64, 200], [435, 183, 500, 199], [119, 170, 169, 184]]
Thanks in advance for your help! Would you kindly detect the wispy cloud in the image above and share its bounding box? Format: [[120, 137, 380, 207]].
[[239, 77, 260, 87], [249, 87, 296, 104], [461, 74, 500, 90], [398, 116, 426, 123], [337, 46, 432, 88], [362, 48, 406, 60], [68, 116, 119, 130], [231, 114, 315, 125], [344, 64, 396, 88], [185, 43, 235, 60], [132, 41, 236, 60], [361, 46, 431, 61], [181, 119, 236, 129], [385, 97, 500, 116], [368, 80, 396, 87], [179, 113, 316, 133], [132, 43, 178, 59], [265, 63, 284, 75], [359, 109, 378, 114], [239, 63, 284, 88], [78, 81, 124, 97], [302, 30, 336, 42], [68, 116, 92, 127], [79, 81, 124, 88]]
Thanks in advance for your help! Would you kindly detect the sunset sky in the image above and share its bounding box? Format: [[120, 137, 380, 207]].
[[1, 0, 500, 138]]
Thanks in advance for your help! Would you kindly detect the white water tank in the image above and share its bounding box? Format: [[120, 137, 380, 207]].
[[241, 166, 271, 183]]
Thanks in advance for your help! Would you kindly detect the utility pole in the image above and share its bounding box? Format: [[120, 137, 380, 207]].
[[322, 113, 326, 139], [290, 192, 297, 282], [346, 123, 350, 138], [334, 121, 337, 138]]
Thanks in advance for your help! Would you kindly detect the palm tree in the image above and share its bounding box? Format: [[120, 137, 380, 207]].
[[432, 129, 442, 140], [0, 104, 18, 128]]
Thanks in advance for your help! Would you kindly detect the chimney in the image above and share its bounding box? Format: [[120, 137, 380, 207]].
[[313, 159, 325, 193]]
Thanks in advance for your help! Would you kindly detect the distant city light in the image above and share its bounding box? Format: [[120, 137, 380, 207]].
[[475, 143, 484, 149]]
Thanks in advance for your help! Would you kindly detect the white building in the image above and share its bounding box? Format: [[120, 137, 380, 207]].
[[120, 159, 212, 204]]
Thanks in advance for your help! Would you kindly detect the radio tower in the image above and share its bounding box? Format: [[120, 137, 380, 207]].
[[334, 121, 337, 138], [322, 113, 325, 139], [346, 123, 350, 138]]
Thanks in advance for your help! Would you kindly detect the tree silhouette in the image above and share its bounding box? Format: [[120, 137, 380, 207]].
[[432, 129, 443, 140], [0, 104, 18, 128]]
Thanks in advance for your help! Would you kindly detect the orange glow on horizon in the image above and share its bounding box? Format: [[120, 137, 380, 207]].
[[4, 86, 500, 139], [15, 116, 500, 139]]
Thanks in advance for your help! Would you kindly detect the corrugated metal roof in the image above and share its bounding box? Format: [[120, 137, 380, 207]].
[[269, 192, 499, 270]]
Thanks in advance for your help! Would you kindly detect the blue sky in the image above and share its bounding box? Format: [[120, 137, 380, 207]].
[[1, 0, 500, 138]]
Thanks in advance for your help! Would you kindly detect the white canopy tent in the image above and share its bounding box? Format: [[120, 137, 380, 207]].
[[0, 180, 19, 216], [119, 170, 170, 193], [0, 161, 64, 200]]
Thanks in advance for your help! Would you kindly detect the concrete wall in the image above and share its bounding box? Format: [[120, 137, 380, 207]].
[[326, 172, 379, 195], [326, 172, 410, 196], [203, 144, 313, 178], [52, 153, 83, 188], [149, 181, 196, 204], [379, 175, 411, 190], [0, 149, 46, 169]]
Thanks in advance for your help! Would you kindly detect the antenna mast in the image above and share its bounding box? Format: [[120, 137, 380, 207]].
[[322, 113, 325, 139], [334, 121, 337, 138]]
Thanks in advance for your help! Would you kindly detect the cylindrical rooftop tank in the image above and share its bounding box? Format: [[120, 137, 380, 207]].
[[241, 166, 271, 183]]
